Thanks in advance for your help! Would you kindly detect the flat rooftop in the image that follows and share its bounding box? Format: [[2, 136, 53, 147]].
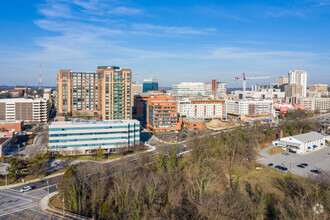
[[50, 120, 140, 126], [182, 118, 205, 123], [284, 132, 324, 142]]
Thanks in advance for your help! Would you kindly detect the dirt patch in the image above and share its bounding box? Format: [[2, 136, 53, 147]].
[[49, 194, 63, 210]]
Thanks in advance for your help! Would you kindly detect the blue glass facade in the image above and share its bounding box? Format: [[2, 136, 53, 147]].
[[143, 80, 158, 92]]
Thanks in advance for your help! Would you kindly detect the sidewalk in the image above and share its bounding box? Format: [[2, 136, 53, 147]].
[[0, 145, 157, 190], [39, 191, 90, 219]]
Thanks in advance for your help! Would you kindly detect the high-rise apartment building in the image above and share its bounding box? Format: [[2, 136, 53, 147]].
[[57, 66, 132, 120], [288, 70, 307, 97], [143, 78, 158, 92], [0, 98, 50, 123], [278, 76, 288, 86]]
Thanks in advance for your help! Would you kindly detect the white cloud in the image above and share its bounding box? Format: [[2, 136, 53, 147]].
[[39, 2, 73, 18], [132, 24, 216, 35], [207, 47, 316, 60], [109, 6, 144, 15]]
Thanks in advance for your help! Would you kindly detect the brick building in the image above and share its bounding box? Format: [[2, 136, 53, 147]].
[[182, 118, 206, 131], [0, 120, 23, 132]]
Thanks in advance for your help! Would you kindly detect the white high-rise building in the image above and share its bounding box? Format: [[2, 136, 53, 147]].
[[0, 98, 50, 123], [172, 82, 206, 96], [288, 70, 307, 97]]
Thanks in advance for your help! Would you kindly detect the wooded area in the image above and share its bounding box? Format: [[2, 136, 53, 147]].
[[58, 121, 328, 219]]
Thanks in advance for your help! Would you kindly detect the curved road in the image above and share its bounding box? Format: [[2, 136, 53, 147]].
[[0, 138, 187, 219]]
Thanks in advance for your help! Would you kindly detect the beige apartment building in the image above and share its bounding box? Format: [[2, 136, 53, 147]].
[[278, 76, 288, 86], [298, 97, 330, 112], [309, 84, 328, 92], [57, 66, 132, 120]]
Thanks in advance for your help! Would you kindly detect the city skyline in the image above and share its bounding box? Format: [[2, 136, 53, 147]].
[[0, 0, 330, 87]]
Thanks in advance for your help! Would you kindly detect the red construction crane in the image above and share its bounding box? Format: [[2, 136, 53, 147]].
[[234, 73, 270, 99]]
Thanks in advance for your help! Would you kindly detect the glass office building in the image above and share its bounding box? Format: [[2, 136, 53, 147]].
[[143, 78, 158, 92], [48, 120, 140, 155]]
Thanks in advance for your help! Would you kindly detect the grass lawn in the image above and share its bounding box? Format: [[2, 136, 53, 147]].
[[53, 152, 132, 161], [267, 146, 285, 155]]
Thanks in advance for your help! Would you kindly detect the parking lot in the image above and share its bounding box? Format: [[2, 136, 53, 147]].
[[259, 145, 330, 179]]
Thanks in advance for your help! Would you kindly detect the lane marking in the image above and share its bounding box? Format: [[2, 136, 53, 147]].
[[0, 201, 32, 211], [0, 204, 37, 217], [0, 192, 32, 202], [0, 189, 43, 200], [25, 184, 57, 194]]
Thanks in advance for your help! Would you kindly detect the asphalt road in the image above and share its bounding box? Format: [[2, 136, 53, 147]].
[[0, 186, 63, 219], [0, 138, 187, 219]]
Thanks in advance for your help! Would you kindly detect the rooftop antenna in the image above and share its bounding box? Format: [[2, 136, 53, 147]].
[[25, 82, 28, 97], [38, 64, 42, 90]]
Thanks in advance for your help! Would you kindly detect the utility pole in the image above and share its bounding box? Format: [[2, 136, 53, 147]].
[[47, 179, 50, 199], [62, 192, 65, 216]]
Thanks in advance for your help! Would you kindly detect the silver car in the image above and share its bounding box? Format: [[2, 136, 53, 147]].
[[20, 185, 32, 193]]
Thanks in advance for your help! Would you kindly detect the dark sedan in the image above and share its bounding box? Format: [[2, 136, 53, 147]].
[[310, 169, 321, 174]]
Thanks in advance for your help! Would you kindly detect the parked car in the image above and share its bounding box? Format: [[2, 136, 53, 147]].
[[297, 164, 305, 168], [267, 163, 273, 166], [281, 167, 288, 171], [20, 186, 32, 193], [310, 169, 321, 174], [300, 163, 308, 167], [281, 152, 289, 156], [275, 165, 282, 169]]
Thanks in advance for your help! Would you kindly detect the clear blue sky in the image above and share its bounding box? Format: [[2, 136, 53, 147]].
[[0, 0, 329, 87]]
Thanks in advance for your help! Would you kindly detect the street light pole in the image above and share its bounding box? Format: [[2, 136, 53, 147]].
[[5, 171, 7, 188]]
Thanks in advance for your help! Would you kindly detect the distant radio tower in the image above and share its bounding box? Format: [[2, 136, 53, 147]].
[[38, 64, 42, 90]]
